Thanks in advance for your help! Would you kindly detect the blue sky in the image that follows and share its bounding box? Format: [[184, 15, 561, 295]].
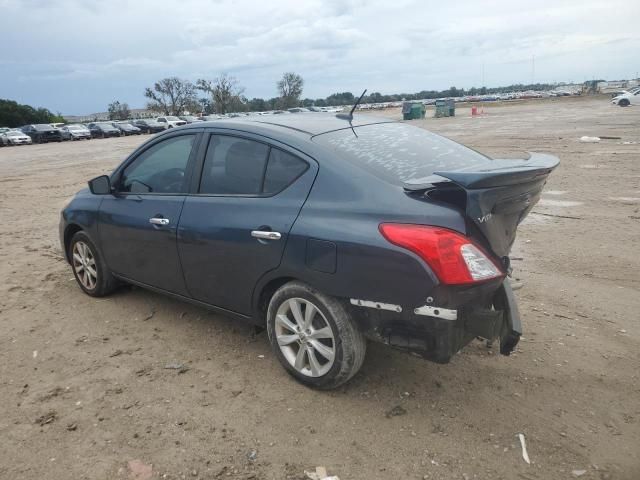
[[1, 0, 638, 115]]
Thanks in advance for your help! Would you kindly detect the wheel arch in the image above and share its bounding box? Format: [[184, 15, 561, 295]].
[[63, 223, 84, 263], [253, 275, 298, 324]]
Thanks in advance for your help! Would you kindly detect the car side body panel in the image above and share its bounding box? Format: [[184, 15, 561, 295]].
[[59, 189, 103, 261]]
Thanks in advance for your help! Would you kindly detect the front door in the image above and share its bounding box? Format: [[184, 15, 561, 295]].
[[99, 132, 200, 295], [178, 133, 316, 314]]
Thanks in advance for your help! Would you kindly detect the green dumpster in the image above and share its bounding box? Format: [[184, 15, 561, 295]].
[[434, 99, 455, 118], [402, 102, 426, 120]]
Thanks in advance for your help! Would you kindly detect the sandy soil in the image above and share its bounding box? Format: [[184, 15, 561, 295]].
[[0, 96, 638, 480]]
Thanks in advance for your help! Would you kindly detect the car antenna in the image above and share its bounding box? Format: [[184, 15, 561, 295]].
[[336, 89, 367, 121], [336, 89, 367, 137]]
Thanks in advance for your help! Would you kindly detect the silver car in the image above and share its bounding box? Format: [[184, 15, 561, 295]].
[[1, 130, 33, 146], [61, 124, 92, 141]]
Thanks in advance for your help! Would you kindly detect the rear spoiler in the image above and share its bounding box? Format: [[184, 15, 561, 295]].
[[404, 152, 560, 258], [404, 153, 560, 191]]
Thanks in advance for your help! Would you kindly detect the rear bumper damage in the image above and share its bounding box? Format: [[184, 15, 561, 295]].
[[351, 279, 521, 363]]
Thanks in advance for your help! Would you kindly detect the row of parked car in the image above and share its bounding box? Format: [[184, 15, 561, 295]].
[[0, 115, 204, 147]]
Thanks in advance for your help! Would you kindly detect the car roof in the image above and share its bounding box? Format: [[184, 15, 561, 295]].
[[180, 113, 395, 137]]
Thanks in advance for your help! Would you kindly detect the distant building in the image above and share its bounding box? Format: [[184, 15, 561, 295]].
[[597, 80, 639, 94]]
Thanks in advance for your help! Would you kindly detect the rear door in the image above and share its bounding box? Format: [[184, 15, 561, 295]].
[[177, 132, 317, 315], [98, 131, 202, 295]]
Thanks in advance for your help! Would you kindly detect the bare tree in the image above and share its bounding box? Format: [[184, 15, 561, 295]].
[[196, 74, 245, 115], [107, 100, 131, 121], [277, 72, 304, 109], [144, 77, 197, 115]]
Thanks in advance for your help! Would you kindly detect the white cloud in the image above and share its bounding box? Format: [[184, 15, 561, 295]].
[[0, 0, 638, 113]]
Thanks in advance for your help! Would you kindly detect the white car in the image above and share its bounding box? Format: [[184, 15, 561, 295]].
[[611, 88, 640, 107], [1, 130, 33, 146], [155, 116, 187, 128]]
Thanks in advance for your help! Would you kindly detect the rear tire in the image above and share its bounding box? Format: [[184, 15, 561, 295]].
[[267, 281, 366, 389], [619, 99, 630, 107], [69, 231, 118, 297]]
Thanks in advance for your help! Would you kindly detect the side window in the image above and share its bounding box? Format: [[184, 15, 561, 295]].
[[119, 135, 196, 194], [199, 136, 269, 194], [263, 148, 309, 194]]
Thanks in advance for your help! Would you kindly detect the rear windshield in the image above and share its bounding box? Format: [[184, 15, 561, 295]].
[[314, 123, 489, 186]]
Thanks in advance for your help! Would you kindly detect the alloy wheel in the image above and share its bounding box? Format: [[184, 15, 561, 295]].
[[72, 241, 98, 290], [274, 298, 336, 377]]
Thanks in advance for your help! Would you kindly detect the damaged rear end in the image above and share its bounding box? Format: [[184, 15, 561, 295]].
[[372, 153, 559, 362]]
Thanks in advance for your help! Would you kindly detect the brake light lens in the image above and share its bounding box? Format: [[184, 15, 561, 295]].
[[379, 224, 504, 285]]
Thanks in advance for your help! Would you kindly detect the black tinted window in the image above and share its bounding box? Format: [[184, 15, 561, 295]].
[[120, 135, 195, 194], [199, 136, 269, 194], [263, 149, 308, 194]]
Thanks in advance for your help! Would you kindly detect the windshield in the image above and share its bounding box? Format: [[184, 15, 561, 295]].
[[165, 116, 181, 121], [67, 125, 84, 130], [33, 124, 54, 131], [97, 123, 116, 129], [7, 131, 24, 136], [314, 123, 489, 186]]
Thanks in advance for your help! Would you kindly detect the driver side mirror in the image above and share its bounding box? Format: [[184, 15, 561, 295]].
[[88, 175, 112, 195]]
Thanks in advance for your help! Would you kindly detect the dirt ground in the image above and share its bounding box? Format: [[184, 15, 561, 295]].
[[1, 96, 638, 480]]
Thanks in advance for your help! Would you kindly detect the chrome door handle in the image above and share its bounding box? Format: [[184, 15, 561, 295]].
[[251, 230, 281, 240], [149, 217, 170, 226]]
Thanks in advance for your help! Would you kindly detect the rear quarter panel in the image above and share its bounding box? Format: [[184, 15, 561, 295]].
[[259, 146, 468, 309]]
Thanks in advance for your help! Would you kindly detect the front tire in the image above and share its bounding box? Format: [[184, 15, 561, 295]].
[[69, 231, 117, 297], [267, 281, 366, 389], [619, 99, 630, 107]]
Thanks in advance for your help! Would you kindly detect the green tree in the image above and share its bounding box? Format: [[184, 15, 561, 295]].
[[196, 74, 245, 115], [277, 72, 304, 109], [144, 77, 197, 115], [0, 99, 65, 128], [107, 100, 131, 120], [247, 97, 267, 112], [325, 92, 354, 106]]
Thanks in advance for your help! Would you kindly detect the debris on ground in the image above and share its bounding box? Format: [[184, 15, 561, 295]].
[[517, 433, 531, 464], [385, 405, 407, 418], [142, 310, 155, 321], [579, 136, 600, 143], [572, 469, 587, 477], [127, 459, 152, 480], [164, 363, 189, 373], [305, 466, 340, 480], [66, 423, 78, 431], [247, 449, 258, 462], [35, 411, 57, 426]]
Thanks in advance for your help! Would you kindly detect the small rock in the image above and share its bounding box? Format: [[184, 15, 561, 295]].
[[66, 423, 77, 431], [572, 470, 587, 477], [247, 449, 258, 462], [35, 411, 56, 426], [385, 405, 407, 418], [128, 459, 152, 480]]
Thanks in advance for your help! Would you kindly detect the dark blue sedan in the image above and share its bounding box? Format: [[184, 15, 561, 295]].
[[59, 114, 558, 389]]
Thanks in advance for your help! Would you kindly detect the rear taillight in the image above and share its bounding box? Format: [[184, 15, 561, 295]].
[[379, 224, 504, 285]]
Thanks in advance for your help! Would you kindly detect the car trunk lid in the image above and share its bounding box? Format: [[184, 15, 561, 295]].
[[405, 152, 559, 258]]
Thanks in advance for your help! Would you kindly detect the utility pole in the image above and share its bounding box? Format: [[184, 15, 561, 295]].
[[531, 55, 535, 85]]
